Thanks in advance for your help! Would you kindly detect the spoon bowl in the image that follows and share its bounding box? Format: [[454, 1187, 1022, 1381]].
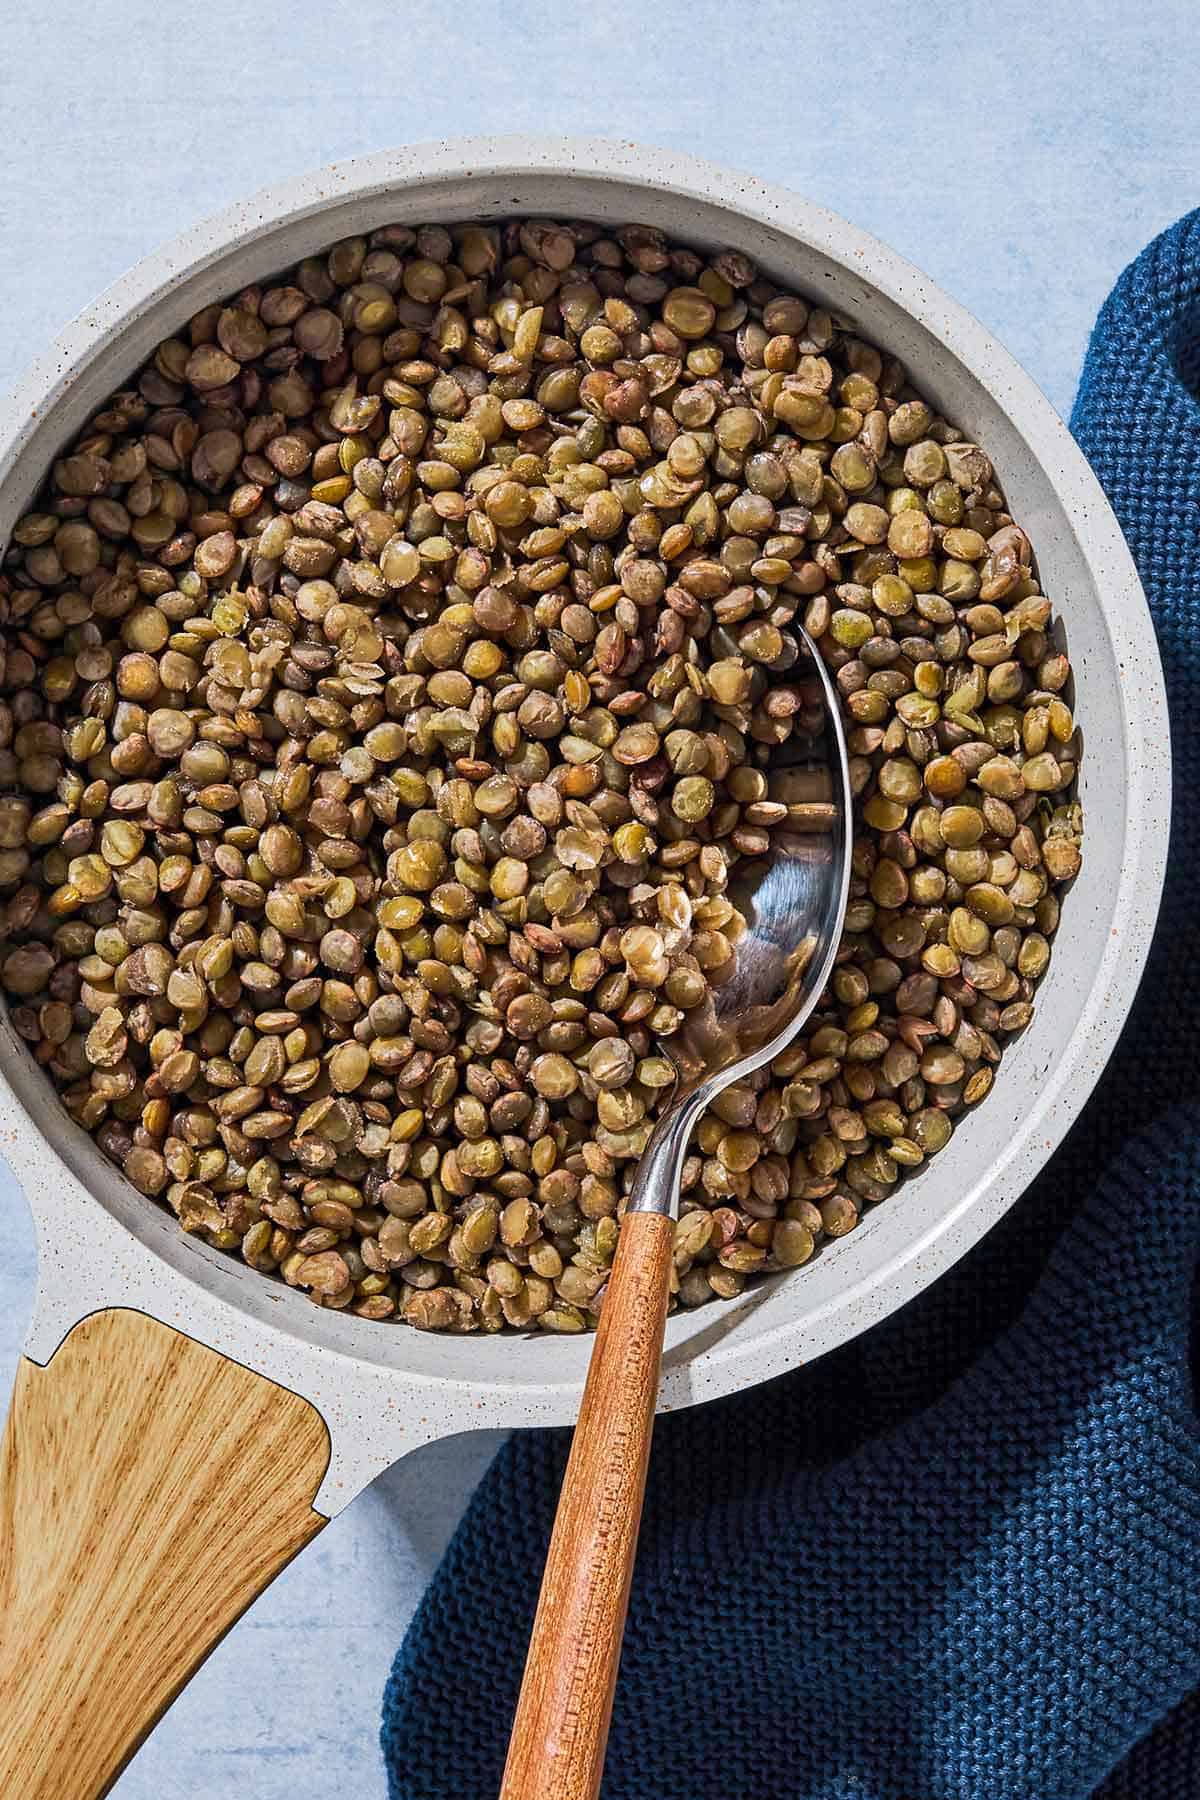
[[629, 626, 853, 1210]]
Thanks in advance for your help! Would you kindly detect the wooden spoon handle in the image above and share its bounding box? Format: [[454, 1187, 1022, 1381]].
[[0, 1307, 330, 1800], [500, 1208, 674, 1800]]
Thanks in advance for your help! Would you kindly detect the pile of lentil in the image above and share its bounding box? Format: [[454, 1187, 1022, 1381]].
[[0, 217, 1082, 1332]]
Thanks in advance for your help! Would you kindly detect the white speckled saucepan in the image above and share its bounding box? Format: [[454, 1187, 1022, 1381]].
[[0, 139, 1169, 1798]]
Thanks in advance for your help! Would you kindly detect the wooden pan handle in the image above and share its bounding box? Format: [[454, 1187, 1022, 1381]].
[[500, 1208, 674, 1800], [0, 1307, 330, 1800]]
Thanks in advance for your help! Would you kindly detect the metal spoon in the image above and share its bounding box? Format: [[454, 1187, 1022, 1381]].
[[501, 628, 852, 1800]]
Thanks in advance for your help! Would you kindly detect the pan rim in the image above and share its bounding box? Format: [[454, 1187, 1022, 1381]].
[[0, 136, 1169, 1453]]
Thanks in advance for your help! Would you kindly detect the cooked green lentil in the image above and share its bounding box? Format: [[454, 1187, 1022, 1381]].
[[0, 216, 1081, 1333]]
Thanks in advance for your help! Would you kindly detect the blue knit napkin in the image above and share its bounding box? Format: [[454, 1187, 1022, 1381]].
[[381, 212, 1200, 1800]]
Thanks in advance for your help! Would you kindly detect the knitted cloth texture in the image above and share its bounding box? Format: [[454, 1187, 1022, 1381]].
[[381, 212, 1200, 1800]]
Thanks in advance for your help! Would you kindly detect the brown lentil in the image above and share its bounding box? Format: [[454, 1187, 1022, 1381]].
[[0, 215, 1079, 1333]]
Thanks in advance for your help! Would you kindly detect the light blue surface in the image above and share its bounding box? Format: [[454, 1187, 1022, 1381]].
[[0, 4, 1196, 1795]]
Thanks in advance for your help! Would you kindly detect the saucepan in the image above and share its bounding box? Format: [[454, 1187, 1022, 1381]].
[[0, 137, 1169, 1799]]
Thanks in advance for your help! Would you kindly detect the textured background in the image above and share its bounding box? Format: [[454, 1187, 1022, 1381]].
[[0, 4, 1196, 1795]]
